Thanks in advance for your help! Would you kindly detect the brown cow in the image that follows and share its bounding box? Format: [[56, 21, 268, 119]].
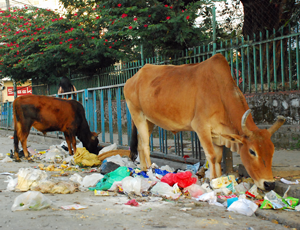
[[124, 53, 285, 191], [13, 95, 101, 161]]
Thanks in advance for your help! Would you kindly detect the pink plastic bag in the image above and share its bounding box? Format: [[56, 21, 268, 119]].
[[161, 171, 197, 188]]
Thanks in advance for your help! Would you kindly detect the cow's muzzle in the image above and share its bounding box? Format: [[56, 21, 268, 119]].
[[264, 181, 275, 191]]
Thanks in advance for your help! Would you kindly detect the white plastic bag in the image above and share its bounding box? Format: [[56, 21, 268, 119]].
[[4, 176, 18, 191], [105, 155, 136, 168], [151, 182, 181, 199], [227, 198, 258, 216], [98, 143, 117, 155], [0, 153, 4, 160], [160, 165, 175, 172], [0, 156, 13, 163], [69, 173, 83, 184], [235, 182, 251, 194], [122, 176, 142, 196], [15, 168, 47, 191], [11, 191, 52, 211], [42, 146, 68, 163], [81, 174, 104, 187]]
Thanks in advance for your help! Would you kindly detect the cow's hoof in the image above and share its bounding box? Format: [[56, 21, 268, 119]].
[[27, 158, 34, 162], [14, 159, 21, 162]]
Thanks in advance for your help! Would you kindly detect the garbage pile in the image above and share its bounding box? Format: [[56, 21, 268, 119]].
[[1, 142, 300, 215]]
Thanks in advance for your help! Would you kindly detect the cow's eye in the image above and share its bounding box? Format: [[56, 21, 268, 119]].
[[249, 149, 256, 157]]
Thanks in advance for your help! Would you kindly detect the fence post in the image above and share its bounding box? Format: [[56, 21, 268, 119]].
[[141, 44, 144, 66], [212, 6, 216, 55]]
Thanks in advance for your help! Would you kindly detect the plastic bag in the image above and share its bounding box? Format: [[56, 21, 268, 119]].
[[151, 182, 181, 199], [122, 176, 142, 196], [81, 174, 104, 187], [1, 156, 13, 162], [183, 184, 206, 198], [42, 146, 68, 163], [98, 143, 117, 155], [31, 180, 56, 193], [160, 165, 175, 172], [235, 182, 251, 194], [73, 147, 101, 167], [69, 173, 83, 184], [100, 161, 120, 175], [89, 166, 130, 191], [4, 176, 18, 191], [227, 198, 258, 216], [161, 171, 197, 188], [186, 162, 200, 174], [51, 181, 77, 194], [11, 191, 52, 211], [15, 168, 47, 191], [106, 155, 136, 168]]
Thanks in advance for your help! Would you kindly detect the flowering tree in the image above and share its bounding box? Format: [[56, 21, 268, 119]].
[[0, 6, 115, 83], [60, 0, 214, 60]]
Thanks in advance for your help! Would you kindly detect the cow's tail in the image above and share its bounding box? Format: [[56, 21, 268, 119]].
[[130, 121, 138, 162]]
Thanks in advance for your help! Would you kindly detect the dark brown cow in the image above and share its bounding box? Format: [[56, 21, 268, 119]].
[[13, 95, 100, 161], [124, 53, 285, 191]]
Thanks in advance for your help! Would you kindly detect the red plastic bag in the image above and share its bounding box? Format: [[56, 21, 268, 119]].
[[161, 171, 197, 188], [125, 199, 139, 207]]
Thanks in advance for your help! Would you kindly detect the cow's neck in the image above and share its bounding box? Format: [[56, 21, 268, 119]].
[[222, 86, 258, 135]]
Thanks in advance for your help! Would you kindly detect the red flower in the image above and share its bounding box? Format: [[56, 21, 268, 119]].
[[166, 16, 170, 20], [144, 24, 148, 28], [81, 52, 83, 54], [91, 37, 95, 39], [59, 42, 62, 44], [121, 13, 127, 18], [105, 39, 108, 42], [133, 18, 137, 21], [109, 46, 112, 48], [170, 6, 173, 9], [148, 15, 151, 17], [74, 13, 77, 16], [186, 16, 190, 20], [96, 16, 100, 19], [128, 26, 132, 29], [164, 5, 168, 7], [117, 3, 121, 7], [103, 43, 105, 45]]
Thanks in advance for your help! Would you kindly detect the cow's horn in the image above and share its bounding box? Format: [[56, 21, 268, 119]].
[[268, 116, 286, 136], [241, 109, 253, 136]]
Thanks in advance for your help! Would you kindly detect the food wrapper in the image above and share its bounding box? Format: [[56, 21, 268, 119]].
[[218, 194, 237, 200], [210, 175, 237, 189], [284, 197, 299, 208], [94, 190, 110, 196], [226, 182, 236, 193], [263, 190, 287, 209], [260, 200, 274, 209]]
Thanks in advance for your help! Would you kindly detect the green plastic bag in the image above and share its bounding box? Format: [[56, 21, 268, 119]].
[[89, 166, 130, 191]]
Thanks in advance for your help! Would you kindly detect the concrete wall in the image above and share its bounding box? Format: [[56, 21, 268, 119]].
[[98, 90, 300, 149]]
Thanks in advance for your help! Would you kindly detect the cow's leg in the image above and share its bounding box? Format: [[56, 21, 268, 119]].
[[64, 133, 74, 155], [13, 123, 21, 162], [71, 135, 77, 155], [193, 126, 218, 179], [139, 120, 154, 170], [213, 144, 223, 177], [16, 121, 33, 161]]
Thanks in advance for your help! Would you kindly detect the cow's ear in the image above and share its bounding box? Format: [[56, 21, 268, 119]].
[[220, 134, 244, 144]]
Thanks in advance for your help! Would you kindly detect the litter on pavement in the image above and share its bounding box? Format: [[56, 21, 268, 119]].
[[1, 142, 299, 216]]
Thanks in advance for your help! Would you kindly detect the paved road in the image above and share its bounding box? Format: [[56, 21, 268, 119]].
[[0, 131, 298, 229]]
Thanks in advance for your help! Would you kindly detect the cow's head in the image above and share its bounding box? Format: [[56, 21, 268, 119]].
[[221, 110, 285, 191], [87, 132, 100, 155]]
